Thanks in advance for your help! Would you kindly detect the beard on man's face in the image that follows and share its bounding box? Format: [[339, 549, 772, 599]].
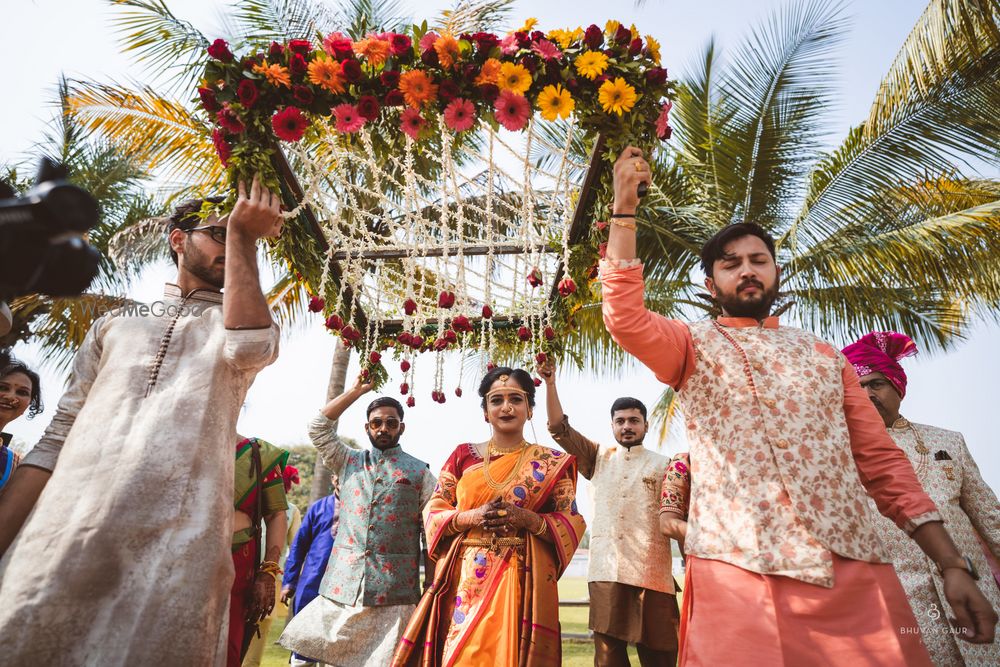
[[716, 277, 779, 319], [182, 239, 225, 289], [368, 430, 401, 450]]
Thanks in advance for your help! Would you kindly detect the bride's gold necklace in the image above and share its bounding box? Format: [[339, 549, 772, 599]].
[[482, 439, 530, 491]]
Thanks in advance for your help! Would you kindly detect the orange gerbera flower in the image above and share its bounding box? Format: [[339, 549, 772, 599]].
[[307, 58, 345, 93], [434, 33, 461, 69], [475, 58, 502, 86], [353, 37, 391, 67], [398, 70, 438, 108], [252, 62, 291, 88]]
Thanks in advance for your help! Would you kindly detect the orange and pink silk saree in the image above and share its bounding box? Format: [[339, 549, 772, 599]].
[[392, 443, 585, 667]]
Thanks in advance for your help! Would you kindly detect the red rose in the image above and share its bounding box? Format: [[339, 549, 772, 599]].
[[420, 50, 439, 66], [527, 267, 543, 287], [558, 278, 577, 297], [533, 377, 543, 387], [536, 352, 547, 364], [207, 38, 234, 62], [406, 396, 416, 407], [271, 106, 309, 142], [293, 85, 315, 105], [452, 315, 472, 332], [455, 387, 463, 397], [481, 304, 493, 319], [438, 79, 460, 102], [237, 80, 259, 108], [565, 77, 580, 93], [433, 337, 449, 351], [384, 90, 405, 106], [325, 314, 344, 330], [615, 24, 633, 45], [477, 84, 500, 103], [645, 67, 668, 86], [410, 335, 424, 349], [403, 298, 417, 315], [380, 70, 401, 88], [342, 325, 361, 341], [400, 382, 409, 395], [583, 25, 603, 49], [211, 128, 231, 167], [357, 95, 380, 121], [471, 32, 499, 52], [443, 330, 457, 343], [308, 296, 325, 312], [599, 242, 608, 258], [288, 39, 313, 54], [515, 31, 531, 48], [517, 326, 532, 341], [530, 30, 546, 42], [367, 352, 381, 365], [328, 38, 353, 59], [289, 52, 308, 75], [389, 33, 412, 56], [596, 220, 608, 231], [361, 368, 370, 379], [397, 332, 413, 346], [587, 263, 599, 280], [543, 326, 555, 340], [341, 59, 362, 82], [198, 87, 220, 112], [438, 291, 456, 309], [628, 37, 643, 56], [487, 362, 497, 371], [269, 41, 285, 58], [400, 360, 411, 372]]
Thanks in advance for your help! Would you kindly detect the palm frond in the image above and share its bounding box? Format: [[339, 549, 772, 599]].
[[433, 0, 514, 35], [110, 0, 210, 95], [228, 0, 339, 44], [266, 267, 313, 331], [330, 0, 410, 39]]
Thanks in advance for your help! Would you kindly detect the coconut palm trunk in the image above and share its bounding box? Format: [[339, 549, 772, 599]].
[[310, 342, 352, 502]]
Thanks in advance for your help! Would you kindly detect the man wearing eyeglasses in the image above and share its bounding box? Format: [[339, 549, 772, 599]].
[[280, 375, 436, 666], [0, 177, 283, 665], [844, 332, 1000, 666]]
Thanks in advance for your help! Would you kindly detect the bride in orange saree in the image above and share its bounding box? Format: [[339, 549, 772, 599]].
[[392, 367, 586, 667]]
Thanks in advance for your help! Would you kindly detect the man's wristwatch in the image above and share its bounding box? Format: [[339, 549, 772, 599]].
[[937, 555, 980, 581]]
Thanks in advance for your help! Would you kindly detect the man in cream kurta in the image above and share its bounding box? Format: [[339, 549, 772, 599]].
[[845, 332, 1000, 666], [0, 181, 283, 666], [540, 361, 676, 667]]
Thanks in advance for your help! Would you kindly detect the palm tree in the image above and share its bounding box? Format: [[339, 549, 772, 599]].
[[566, 0, 1000, 433]]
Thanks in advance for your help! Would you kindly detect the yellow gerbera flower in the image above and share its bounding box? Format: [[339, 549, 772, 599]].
[[598, 78, 638, 116], [497, 62, 532, 94], [518, 17, 538, 33], [645, 35, 662, 65], [536, 85, 575, 121], [574, 51, 609, 80], [605, 20, 620, 37], [547, 29, 576, 49], [252, 62, 291, 88]]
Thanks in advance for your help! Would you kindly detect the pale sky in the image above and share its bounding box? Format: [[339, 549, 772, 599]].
[[4, 0, 999, 522]]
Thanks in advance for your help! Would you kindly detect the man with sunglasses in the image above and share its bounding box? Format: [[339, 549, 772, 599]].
[[0, 177, 283, 665], [280, 375, 436, 666], [844, 332, 1000, 666]]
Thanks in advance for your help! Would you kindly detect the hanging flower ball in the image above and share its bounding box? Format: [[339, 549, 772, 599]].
[[400, 360, 411, 372], [325, 314, 344, 331], [452, 315, 473, 332], [403, 298, 418, 316], [536, 352, 547, 364], [517, 326, 532, 341], [527, 267, 543, 288], [308, 296, 326, 312], [369, 351, 382, 364], [438, 291, 456, 309], [558, 278, 577, 297], [543, 326, 556, 341], [482, 304, 494, 319], [407, 396, 416, 408], [400, 382, 409, 395], [455, 387, 463, 397]]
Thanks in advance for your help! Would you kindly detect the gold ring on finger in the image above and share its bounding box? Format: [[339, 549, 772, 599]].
[[634, 161, 642, 172], [497, 509, 508, 517]]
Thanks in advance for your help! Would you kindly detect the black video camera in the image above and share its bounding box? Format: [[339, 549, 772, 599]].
[[0, 158, 101, 300]]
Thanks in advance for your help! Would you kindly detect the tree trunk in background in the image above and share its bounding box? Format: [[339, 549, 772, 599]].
[[309, 342, 351, 503]]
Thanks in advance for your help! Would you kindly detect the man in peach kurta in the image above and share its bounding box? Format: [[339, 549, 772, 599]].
[[598, 146, 997, 666]]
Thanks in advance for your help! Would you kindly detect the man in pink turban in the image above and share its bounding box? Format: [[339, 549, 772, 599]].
[[844, 332, 1000, 666]]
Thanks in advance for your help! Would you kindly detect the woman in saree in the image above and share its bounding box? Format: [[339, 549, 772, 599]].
[[392, 367, 586, 667]]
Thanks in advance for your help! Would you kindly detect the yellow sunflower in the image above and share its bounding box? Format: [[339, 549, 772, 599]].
[[645, 35, 662, 65], [598, 78, 638, 116], [497, 62, 532, 94], [574, 51, 609, 80], [536, 85, 575, 121]]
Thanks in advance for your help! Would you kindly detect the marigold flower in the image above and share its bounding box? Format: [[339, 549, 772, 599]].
[[307, 58, 345, 93], [271, 106, 309, 142], [354, 37, 390, 67], [475, 58, 502, 85], [434, 33, 461, 69], [574, 51, 609, 80], [598, 77, 638, 115], [253, 62, 292, 88], [493, 90, 531, 131], [400, 108, 426, 140], [398, 70, 438, 108], [332, 103, 366, 133], [536, 84, 575, 121], [496, 62, 532, 94], [443, 98, 476, 132]]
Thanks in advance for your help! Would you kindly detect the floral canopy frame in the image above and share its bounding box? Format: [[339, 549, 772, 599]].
[[200, 19, 673, 400]]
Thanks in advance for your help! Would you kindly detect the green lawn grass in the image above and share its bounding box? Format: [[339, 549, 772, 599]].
[[258, 576, 680, 666]]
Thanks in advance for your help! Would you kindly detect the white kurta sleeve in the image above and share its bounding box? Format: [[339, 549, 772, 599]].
[[957, 435, 1000, 560], [22, 316, 107, 472], [307, 412, 351, 476], [223, 321, 280, 372]]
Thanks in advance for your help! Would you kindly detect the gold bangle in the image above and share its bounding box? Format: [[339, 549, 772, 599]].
[[611, 218, 637, 231], [258, 560, 283, 579], [531, 516, 547, 537]]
